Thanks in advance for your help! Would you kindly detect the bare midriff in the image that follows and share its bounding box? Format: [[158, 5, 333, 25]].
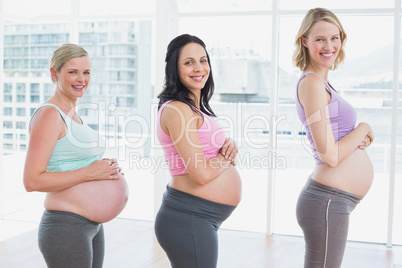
[[312, 149, 374, 197], [170, 165, 242, 206], [44, 172, 129, 223]]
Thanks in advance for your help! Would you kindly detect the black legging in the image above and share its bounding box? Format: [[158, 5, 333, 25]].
[[38, 210, 104, 268], [296, 177, 362, 268], [155, 185, 236, 268]]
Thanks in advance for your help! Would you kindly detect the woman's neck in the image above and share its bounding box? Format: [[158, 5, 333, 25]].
[[51, 92, 78, 114], [189, 91, 201, 109]]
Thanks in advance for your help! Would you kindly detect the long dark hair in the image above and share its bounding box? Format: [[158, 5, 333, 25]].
[[157, 34, 216, 117]]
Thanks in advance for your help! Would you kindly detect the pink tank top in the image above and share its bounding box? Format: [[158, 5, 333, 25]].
[[295, 72, 357, 164], [157, 100, 226, 176]]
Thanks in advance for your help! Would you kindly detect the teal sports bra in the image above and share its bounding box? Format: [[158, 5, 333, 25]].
[[31, 103, 105, 172]]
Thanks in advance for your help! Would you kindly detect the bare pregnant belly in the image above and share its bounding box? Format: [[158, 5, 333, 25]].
[[171, 165, 242, 206], [313, 149, 374, 197], [45, 173, 129, 223]]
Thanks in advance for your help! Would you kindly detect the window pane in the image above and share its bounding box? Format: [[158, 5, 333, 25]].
[[179, 16, 271, 103], [3, 95, 12, 102], [16, 108, 26, 116], [3, 134, 13, 140], [16, 95, 26, 103], [179, 16, 272, 232], [4, 23, 68, 79], [2, 20, 69, 221], [395, 97, 402, 245], [4, 0, 72, 17], [30, 83, 40, 94], [3, 144, 14, 150], [279, 0, 394, 10], [177, 0, 272, 12], [4, 83, 12, 93], [4, 108, 13, 116], [276, 15, 394, 243], [3, 121, 13, 129], [274, 15, 307, 238], [393, 16, 402, 245], [16, 122, 26, 129], [16, 83, 25, 94], [30, 96, 40, 103], [79, 0, 155, 16], [44, 84, 54, 101], [78, 20, 154, 221]]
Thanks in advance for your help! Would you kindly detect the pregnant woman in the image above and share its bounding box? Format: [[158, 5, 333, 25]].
[[293, 8, 374, 268], [23, 44, 129, 268], [154, 34, 242, 268]]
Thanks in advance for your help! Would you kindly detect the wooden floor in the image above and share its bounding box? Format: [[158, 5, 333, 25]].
[[0, 218, 400, 268]]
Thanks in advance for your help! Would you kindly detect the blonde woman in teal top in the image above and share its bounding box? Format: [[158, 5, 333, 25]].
[[23, 44, 129, 268]]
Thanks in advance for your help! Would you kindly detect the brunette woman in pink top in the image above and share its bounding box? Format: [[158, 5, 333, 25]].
[[154, 34, 242, 268], [293, 8, 374, 268]]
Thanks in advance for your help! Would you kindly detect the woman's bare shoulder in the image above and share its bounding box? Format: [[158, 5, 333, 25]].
[[298, 74, 328, 106], [162, 100, 194, 118], [30, 104, 64, 135]]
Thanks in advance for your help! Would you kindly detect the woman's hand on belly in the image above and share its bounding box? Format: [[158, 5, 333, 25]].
[[358, 135, 373, 150], [86, 159, 122, 181], [45, 172, 129, 223], [220, 138, 238, 166]]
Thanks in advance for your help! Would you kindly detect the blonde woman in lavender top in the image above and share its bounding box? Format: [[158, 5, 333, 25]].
[[293, 8, 374, 268]]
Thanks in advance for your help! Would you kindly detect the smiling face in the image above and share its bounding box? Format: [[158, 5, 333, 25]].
[[178, 42, 210, 95], [51, 56, 91, 100], [302, 20, 341, 70]]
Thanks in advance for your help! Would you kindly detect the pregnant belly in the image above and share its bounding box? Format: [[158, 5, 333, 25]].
[[172, 165, 242, 206], [314, 149, 374, 197], [45, 173, 129, 223]]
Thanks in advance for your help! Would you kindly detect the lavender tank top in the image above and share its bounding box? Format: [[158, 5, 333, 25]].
[[295, 71, 357, 164]]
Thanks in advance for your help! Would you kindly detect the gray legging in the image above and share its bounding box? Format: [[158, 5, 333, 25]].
[[296, 177, 362, 268], [154, 185, 236, 268], [38, 210, 105, 268]]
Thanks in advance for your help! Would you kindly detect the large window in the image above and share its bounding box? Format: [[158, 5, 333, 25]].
[[178, 14, 272, 232], [78, 19, 154, 220]]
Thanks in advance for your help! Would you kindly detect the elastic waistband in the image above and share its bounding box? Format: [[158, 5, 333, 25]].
[[43, 210, 100, 225], [162, 185, 236, 222], [303, 177, 363, 204]]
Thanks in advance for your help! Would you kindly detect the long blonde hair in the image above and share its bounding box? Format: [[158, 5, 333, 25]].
[[49, 44, 89, 83], [292, 7, 347, 71]]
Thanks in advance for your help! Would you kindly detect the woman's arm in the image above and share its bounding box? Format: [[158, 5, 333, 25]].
[[161, 101, 232, 186], [23, 107, 120, 192], [298, 75, 374, 167]]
